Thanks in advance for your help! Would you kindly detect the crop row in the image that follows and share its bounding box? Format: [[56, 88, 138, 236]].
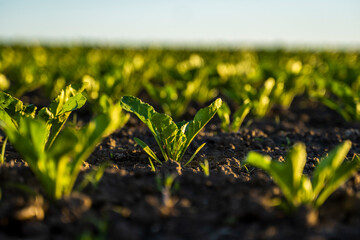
[[0, 46, 359, 123], [0, 87, 359, 216]]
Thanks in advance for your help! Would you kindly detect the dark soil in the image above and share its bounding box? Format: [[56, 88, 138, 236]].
[[1, 98, 360, 240]]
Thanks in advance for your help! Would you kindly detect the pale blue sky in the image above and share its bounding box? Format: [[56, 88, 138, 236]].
[[0, 0, 359, 47]]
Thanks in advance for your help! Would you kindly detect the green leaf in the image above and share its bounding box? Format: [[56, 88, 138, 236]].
[[286, 143, 307, 194], [48, 85, 85, 116], [245, 143, 308, 209], [181, 98, 222, 160], [1, 117, 45, 167], [57, 93, 87, 116], [199, 159, 210, 177], [151, 113, 187, 161], [255, 78, 275, 117], [2, 117, 55, 197], [0, 91, 37, 130], [120, 96, 166, 158], [0, 136, 7, 164], [176, 120, 188, 131], [185, 98, 222, 142], [315, 155, 360, 207], [217, 101, 231, 131], [231, 101, 251, 132], [184, 142, 206, 167], [134, 137, 162, 164], [315, 80, 359, 121], [100, 101, 129, 137], [120, 95, 156, 125], [298, 176, 314, 204], [311, 141, 352, 197], [47, 129, 78, 161], [317, 97, 351, 121], [148, 157, 156, 172], [37, 87, 86, 149], [246, 151, 296, 208]]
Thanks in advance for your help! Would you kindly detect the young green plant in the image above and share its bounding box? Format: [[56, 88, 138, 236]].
[[156, 174, 180, 209], [223, 77, 276, 119], [120, 96, 222, 166], [311, 80, 360, 121], [36, 84, 87, 149], [199, 160, 210, 177], [1, 85, 86, 139], [1, 103, 128, 200], [0, 91, 36, 163], [217, 100, 251, 132], [245, 140, 360, 211], [0, 85, 86, 163]]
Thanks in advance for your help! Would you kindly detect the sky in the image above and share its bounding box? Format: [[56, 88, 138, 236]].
[[0, 0, 359, 47]]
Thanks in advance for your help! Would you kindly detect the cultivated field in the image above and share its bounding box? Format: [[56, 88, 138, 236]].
[[0, 45, 359, 239]]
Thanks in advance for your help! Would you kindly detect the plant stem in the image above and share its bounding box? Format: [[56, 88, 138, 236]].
[[0, 136, 8, 164]]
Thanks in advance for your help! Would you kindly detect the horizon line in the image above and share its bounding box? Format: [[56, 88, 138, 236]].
[[1, 37, 360, 51]]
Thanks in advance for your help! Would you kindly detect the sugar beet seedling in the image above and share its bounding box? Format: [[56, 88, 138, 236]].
[[217, 100, 251, 132], [0, 84, 86, 163], [120, 96, 222, 166], [0, 85, 129, 199], [1, 103, 128, 199], [245, 140, 360, 211]]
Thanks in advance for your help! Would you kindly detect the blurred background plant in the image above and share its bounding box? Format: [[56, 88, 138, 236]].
[[1, 46, 359, 122]]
